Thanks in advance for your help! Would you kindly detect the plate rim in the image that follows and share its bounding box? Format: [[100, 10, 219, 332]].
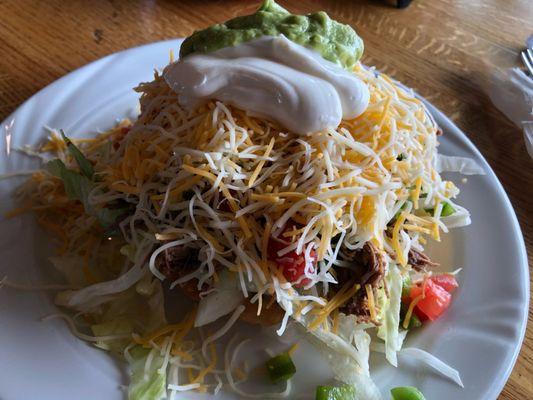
[[1, 39, 529, 400], [423, 101, 530, 398]]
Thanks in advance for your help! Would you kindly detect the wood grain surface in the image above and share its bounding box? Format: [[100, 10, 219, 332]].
[[0, 0, 531, 398]]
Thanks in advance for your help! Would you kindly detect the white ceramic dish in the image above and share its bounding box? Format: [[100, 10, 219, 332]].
[[0, 40, 528, 400]]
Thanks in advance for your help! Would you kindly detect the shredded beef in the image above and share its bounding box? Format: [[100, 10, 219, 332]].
[[155, 245, 203, 300], [336, 242, 386, 321], [338, 242, 385, 288], [408, 249, 439, 271], [341, 289, 371, 322], [156, 245, 283, 325], [156, 246, 198, 281]]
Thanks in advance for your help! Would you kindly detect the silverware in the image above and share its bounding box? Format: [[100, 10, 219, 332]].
[[521, 48, 533, 76]]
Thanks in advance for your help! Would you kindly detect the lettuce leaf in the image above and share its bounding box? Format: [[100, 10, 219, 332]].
[[120, 244, 138, 263], [99, 281, 167, 336], [435, 154, 485, 175], [377, 264, 403, 367], [128, 346, 167, 400], [45, 131, 130, 230], [60, 129, 94, 178], [91, 318, 134, 352], [304, 314, 382, 400], [195, 270, 243, 327], [49, 255, 86, 286], [96, 207, 130, 230], [400, 347, 463, 387], [46, 158, 94, 202], [45, 158, 128, 230]]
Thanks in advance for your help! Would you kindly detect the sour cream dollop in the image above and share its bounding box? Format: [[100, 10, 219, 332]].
[[163, 35, 370, 135]]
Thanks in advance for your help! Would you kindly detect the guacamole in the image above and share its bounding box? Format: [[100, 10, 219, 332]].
[[179, 0, 364, 70]]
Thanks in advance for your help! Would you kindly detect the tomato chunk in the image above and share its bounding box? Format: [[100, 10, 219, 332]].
[[409, 279, 452, 321], [268, 227, 316, 287], [430, 274, 458, 293]]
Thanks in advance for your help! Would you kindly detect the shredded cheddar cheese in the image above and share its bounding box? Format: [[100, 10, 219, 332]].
[[8, 61, 469, 397]]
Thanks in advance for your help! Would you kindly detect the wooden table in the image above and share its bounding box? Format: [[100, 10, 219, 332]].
[[0, 0, 531, 398]]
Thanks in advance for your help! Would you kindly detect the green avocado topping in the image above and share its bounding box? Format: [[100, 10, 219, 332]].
[[179, 0, 364, 70]]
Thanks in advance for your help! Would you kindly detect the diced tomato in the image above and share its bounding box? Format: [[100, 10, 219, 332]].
[[407, 285, 428, 321], [267, 226, 316, 287], [279, 248, 316, 287], [430, 274, 458, 293], [409, 279, 452, 321], [413, 306, 428, 322], [408, 284, 422, 299]]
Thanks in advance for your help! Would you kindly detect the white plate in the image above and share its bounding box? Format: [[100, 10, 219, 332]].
[[0, 40, 528, 400]]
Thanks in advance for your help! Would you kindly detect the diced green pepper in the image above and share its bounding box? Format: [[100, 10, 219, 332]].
[[316, 384, 357, 400], [401, 274, 412, 297], [265, 353, 296, 383], [390, 386, 426, 400], [440, 202, 455, 217], [425, 201, 455, 217], [399, 303, 422, 330], [405, 313, 422, 329], [396, 153, 406, 161]]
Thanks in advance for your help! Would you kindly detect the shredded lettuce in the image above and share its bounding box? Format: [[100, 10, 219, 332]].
[[195, 270, 243, 327], [435, 154, 485, 175], [91, 318, 134, 352], [57, 262, 145, 310], [60, 129, 94, 179], [377, 264, 403, 367], [195, 289, 243, 327], [440, 204, 471, 229], [45, 133, 129, 230], [121, 244, 138, 263], [305, 314, 382, 400], [400, 347, 463, 388], [336, 315, 371, 375], [49, 255, 86, 286], [128, 346, 167, 400], [99, 280, 167, 336], [46, 158, 94, 204], [45, 158, 127, 229]]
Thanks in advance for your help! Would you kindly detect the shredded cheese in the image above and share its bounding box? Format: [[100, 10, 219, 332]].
[[403, 293, 424, 330], [248, 137, 275, 187], [11, 63, 465, 398], [412, 176, 423, 209], [365, 284, 377, 321], [287, 342, 300, 356]]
